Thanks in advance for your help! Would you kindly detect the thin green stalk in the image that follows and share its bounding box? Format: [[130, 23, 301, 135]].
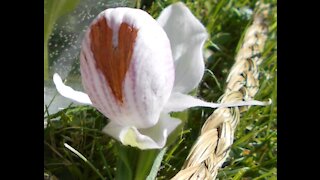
[[64, 143, 105, 180], [164, 137, 185, 162], [232, 167, 250, 180], [99, 149, 113, 179], [207, 0, 228, 31], [252, 168, 276, 180]]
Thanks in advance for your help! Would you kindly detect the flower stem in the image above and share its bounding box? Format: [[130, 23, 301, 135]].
[[115, 143, 139, 180], [134, 149, 159, 180]]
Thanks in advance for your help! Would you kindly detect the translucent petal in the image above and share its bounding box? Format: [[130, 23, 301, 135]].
[[81, 7, 175, 129], [102, 114, 181, 149], [164, 92, 270, 113], [53, 73, 92, 105], [157, 2, 208, 93]]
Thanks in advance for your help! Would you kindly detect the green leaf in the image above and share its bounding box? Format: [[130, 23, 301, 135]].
[[212, 32, 232, 45], [134, 149, 159, 180], [44, 0, 80, 41], [44, 0, 80, 80], [233, 126, 267, 147], [166, 110, 188, 146], [114, 144, 134, 180], [146, 147, 167, 180], [232, 167, 250, 180]]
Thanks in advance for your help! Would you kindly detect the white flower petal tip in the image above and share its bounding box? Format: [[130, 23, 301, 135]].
[[157, 2, 208, 94], [164, 92, 220, 113], [217, 98, 272, 108], [80, 7, 175, 129], [103, 115, 181, 150], [164, 92, 272, 113], [52, 73, 92, 105]]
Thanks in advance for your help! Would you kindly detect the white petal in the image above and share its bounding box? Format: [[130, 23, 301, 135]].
[[163, 92, 219, 113], [164, 92, 270, 113], [53, 73, 92, 105], [81, 7, 174, 129], [102, 114, 181, 150], [157, 2, 208, 93]]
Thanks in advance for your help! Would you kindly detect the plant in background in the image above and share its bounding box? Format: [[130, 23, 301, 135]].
[[44, 0, 80, 80], [53, 2, 267, 150], [44, 0, 276, 179]]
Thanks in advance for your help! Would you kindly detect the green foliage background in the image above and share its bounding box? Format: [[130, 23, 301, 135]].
[[44, 0, 277, 179]]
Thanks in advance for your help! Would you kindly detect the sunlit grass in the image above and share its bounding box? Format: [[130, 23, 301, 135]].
[[44, 0, 277, 179]]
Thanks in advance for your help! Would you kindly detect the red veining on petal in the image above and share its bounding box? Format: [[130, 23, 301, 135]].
[[89, 16, 138, 104]]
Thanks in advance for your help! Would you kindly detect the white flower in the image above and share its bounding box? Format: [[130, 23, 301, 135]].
[[53, 2, 266, 149]]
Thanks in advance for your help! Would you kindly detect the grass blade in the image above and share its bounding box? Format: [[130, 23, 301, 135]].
[[146, 147, 168, 180], [64, 143, 105, 180]]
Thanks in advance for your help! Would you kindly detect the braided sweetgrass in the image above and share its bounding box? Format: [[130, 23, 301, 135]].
[[172, 3, 270, 180]]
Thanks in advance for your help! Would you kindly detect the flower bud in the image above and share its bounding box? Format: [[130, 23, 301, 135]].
[[80, 8, 175, 129]]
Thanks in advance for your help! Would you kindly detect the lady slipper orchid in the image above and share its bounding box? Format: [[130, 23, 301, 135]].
[[53, 2, 267, 149]]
